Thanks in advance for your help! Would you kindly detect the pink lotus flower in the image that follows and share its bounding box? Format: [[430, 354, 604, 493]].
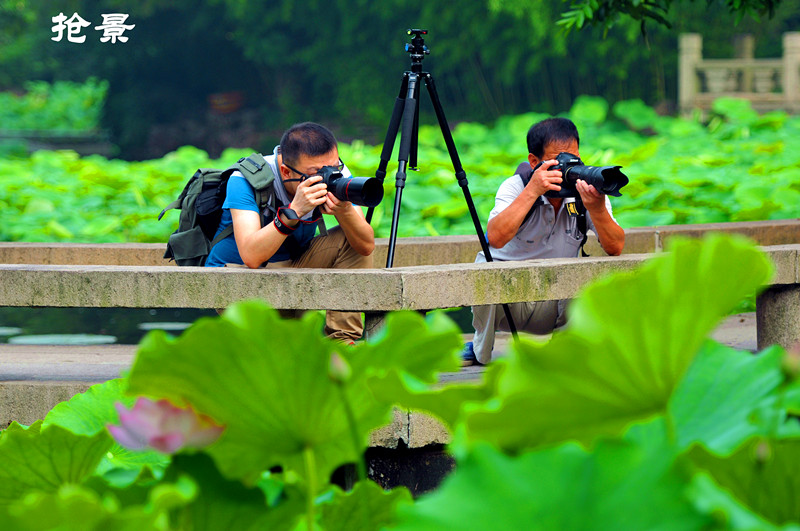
[[107, 398, 224, 453]]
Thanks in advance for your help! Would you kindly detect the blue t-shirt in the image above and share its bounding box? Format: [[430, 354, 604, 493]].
[[204, 175, 318, 267]]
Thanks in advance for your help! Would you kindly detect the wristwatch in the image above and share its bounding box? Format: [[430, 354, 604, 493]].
[[273, 207, 299, 235]]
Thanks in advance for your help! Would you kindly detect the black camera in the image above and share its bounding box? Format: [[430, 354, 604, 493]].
[[534, 152, 629, 198], [317, 166, 384, 207]]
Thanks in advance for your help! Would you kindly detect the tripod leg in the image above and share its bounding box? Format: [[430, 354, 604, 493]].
[[410, 78, 421, 171], [367, 73, 409, 224], [386, 72, 420, 268], [422, 73, 519, 340]]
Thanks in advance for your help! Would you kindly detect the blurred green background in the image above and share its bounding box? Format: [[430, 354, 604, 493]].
[[2, 0, 798, 158], [1, 0, 799, 245]]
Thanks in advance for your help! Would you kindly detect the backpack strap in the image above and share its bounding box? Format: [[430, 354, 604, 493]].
[[211, 224, 234, 247], [231, 153, 276, 215], [573, 197, 589, 257], [218, 152, 328, 242], [157, 174, 199, 221], [516, 161, 589, 257]]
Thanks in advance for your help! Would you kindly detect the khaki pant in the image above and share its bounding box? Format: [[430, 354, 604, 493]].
[[471, 299, 568, 364], [228, 226, 373, 342]]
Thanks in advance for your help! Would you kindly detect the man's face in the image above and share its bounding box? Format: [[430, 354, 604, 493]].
[[280, 147, 340, 196], [529, 139, 579, 168]]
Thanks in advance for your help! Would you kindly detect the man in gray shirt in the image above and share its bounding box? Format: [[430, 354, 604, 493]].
[[463, 117, 625, 365]]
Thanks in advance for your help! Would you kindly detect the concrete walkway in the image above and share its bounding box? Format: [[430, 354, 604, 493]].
[[0, 313, 758, 384]]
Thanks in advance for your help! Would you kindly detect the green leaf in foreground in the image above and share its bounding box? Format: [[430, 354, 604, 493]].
[[463, 234, 774, 452], [5, 484, 163, 531], [0, 421, 111, 506], [669, 343, 786, 455], [43, 378, 168, 473], [687, 473, 799, 531], [690, 437, 800, 527], [391, 441, 710, 531], [165, 453, 303, 531], [127, 302, 460, 487], [320, 481, 412, 531]]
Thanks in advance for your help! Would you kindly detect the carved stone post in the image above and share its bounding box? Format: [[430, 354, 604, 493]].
[[782, 32, 800, 112], [734, 34, 754, 92], [679, 34, 702, 115]]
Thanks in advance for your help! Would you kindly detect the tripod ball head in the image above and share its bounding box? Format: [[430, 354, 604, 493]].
[[405, 29, 430, 61]]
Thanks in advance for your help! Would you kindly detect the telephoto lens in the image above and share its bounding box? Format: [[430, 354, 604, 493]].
[[318, 166, 384, 207]]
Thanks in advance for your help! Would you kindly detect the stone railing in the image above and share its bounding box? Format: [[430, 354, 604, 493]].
[[679, 32, 800, 114], [1, 220, 799, 350]]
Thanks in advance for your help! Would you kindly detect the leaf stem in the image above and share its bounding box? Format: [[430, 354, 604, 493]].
[[304, 445, 317, 530], [337, 382, 367, 482]]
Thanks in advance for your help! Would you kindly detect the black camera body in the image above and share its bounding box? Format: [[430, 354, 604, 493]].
[[534, 152, 629, 198], [317, 166, 384, 208]]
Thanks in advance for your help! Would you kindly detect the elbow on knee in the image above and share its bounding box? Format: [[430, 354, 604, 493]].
[[358, 243, 375, 257]]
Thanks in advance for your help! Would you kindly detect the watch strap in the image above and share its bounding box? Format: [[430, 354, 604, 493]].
[[273, 207, 299, 235]]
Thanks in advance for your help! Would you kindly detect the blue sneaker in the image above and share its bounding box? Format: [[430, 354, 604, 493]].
[[460, 342, 483, 367]]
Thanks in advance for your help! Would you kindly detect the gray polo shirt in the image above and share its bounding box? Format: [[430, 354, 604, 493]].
[[476, 174, 616, 263]]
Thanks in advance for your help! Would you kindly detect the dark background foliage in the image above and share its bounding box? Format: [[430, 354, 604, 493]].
[[2, 0, 798, 159]]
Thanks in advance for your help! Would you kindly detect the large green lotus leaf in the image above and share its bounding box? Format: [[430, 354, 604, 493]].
[[366, 365, 501, 432], [464, 234, 773, 452], [348, 310, 462, 383], [687, 472, 800, 531], [320, 481, 412, 531], [564, 234, 772, 397], [166, 453, 303, 531], [4, 484, 163, 531], [689, 437, 800, 526], [43, 378, 168, 473], [127, 301, 459, 487], [0, 421, 111, 505], [43, 379, 131, 435], [5, 474, 198, 530], [391, 441, 709, 531], [357, 310, 494, 434], [669, 343, 786, 455]]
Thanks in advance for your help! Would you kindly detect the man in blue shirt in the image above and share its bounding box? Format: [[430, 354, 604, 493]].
[[206, 122, 375, 342]]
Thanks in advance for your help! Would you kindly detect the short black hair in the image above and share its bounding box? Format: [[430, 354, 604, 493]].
[[526, 118, 579, 158], [279, 122, 337, 166]]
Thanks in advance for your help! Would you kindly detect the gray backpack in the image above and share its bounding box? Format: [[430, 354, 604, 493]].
[[159, 154, 277, 266]]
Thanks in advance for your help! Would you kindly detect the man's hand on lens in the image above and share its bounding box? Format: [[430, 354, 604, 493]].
[[528, 159, 562, 197], [291, 175, 328, 217], [576, 179, 605, 210], [321, 192, 351, 216]]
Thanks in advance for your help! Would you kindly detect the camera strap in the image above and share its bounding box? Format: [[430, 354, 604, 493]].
[[517, 163, 589, 257]]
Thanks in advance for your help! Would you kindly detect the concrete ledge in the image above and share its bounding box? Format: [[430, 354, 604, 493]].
[[0, 257, 645, 311], [0, 244, 795, 312], [1, 220, 799, 267], [0, 381, 96, 427]]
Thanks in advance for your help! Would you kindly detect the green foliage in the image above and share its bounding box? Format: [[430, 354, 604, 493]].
[[126, 306, 462, 487], [2, 234, 800, 528], [2, 98, 799, 242], [3, 0, 800, 160], [393, 440, 710, 530], [0, 78, 108, 132], [0, 421, 111, 505], [462, 234, 774, 452], [0, 145, 251, 243], [558, 0, 782, 33]]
